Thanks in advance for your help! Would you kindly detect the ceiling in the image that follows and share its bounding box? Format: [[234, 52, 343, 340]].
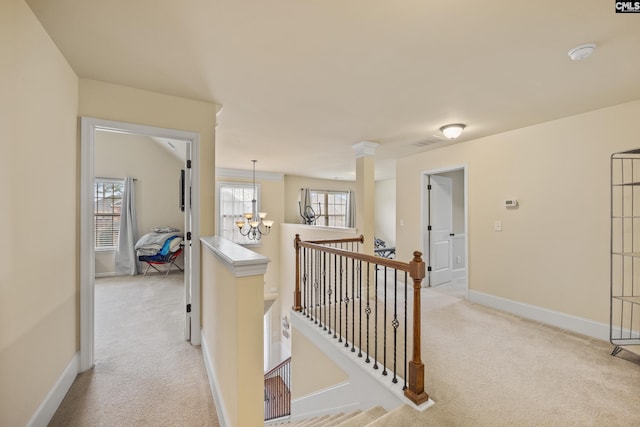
[[26, 0, 640, 180]]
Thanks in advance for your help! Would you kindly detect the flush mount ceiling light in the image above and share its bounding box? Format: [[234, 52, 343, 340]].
[[439, 124, 466, 139], [568, 43, 596, 61]]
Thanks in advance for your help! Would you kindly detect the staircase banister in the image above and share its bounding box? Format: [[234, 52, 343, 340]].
[[303, 235, 364, 245], [298, 241, 417, 273], [265, 356, 292, 377], [293, 234, 429, 406]]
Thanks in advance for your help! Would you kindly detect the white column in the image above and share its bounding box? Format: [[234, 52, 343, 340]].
[[352, 141, 379, 255]]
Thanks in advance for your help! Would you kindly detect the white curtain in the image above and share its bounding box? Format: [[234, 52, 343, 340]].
[[115, 177, 138, 275], [346, 190, 356, 228]]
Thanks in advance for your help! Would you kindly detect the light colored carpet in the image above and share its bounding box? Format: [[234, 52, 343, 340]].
[[50, 275, 640, 426], [369, 281, 640, 426], [49, 273, 219, 427]]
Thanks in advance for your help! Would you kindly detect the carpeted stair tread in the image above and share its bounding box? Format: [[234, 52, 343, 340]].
[[299, 414, 330, 426], [334, 406, 387, 427], [365, 405, 424, 427], [324, 410, 362, 426], [307, 412, 345, 426]]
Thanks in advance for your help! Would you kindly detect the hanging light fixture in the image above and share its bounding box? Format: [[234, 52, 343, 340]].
[[439, 123, 466, 139], [235, 160, 273, 240]]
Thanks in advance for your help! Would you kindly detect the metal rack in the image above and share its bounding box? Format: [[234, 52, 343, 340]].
[[611, 149, 640, 357]]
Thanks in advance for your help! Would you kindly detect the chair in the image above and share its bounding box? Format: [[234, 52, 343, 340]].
[[374, 238, 396, 259], [139, 246, 184, 277]]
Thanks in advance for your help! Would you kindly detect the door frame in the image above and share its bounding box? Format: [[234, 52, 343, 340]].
[[421, 164, 469, 292], [79, 117, 201, 372]]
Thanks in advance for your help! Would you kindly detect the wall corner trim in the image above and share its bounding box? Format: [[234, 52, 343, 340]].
[[27, 352, 79, 427]]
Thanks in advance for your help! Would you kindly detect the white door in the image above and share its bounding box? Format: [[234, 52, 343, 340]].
[[429, 175, 453, 286]]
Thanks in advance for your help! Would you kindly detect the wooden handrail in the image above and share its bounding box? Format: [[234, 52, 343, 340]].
[[292, 234, 429, 406], [303, 235, 365, 245]]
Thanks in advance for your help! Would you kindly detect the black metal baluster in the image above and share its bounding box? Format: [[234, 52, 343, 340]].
[[328, 252, 333, 335], [316, 250, 320, 323], [383, 266, 388, 376], [392, 268, 399, 384], [344, 256, 350, 348], [373, 263, 379, 370], [310, 249, 314, 322], [312, 249, 316, 320], [338, 256, 343, 343], [315, 250, 320, 324], [351, 258, 356, 353], [333, 254, 339, 338], [303, 247, 308, 317], [365, 262, 371, 363], [358, 260, 363, 357], [323, 252, 328, 331]]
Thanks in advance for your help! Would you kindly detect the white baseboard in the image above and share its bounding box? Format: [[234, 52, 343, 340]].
[[468, 290, 609, 341], [27, 352, 79, 427], [200, 332, 230, 427], [95, 272, 117, 278]]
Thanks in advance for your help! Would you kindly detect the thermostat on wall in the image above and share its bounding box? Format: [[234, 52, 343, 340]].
[[504, 199, 518, 208]]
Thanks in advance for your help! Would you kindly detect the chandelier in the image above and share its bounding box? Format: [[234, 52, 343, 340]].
[[235, 160, 273, 240]]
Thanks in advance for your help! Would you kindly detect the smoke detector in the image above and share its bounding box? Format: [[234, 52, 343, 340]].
[[568, 43, 596, 61]]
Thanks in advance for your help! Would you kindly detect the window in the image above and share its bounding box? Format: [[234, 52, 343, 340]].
[[310, 190, 349, 227], [218, 181, 261, 245], [94, 179, 124, 249]]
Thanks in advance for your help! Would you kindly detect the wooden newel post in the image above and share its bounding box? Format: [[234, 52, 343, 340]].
[[293, 234, 302, 312], [404, 251, 429, 405]]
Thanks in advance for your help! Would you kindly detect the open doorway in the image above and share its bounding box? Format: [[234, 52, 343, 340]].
[[80, 117, 201, 372], [422, 166, 468, 295]]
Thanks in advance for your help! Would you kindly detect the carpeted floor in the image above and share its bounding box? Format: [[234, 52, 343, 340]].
[[49, 273, 219, 427], [50, 274, 640, 426], [372, 281, 640, 426]]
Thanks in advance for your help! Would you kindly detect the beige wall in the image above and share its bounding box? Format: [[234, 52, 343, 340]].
[[396, 100, 640, 324], [0, 1, 79, 425], [78, 79, 218, 237], [375, 178, 396, 246], [291, 328, 349, 399], [201, 247, 264, 427], [95, 132, 184, 275]]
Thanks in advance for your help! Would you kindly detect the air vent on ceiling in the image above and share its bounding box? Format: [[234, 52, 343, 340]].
[[411, 135, 447, 147]]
